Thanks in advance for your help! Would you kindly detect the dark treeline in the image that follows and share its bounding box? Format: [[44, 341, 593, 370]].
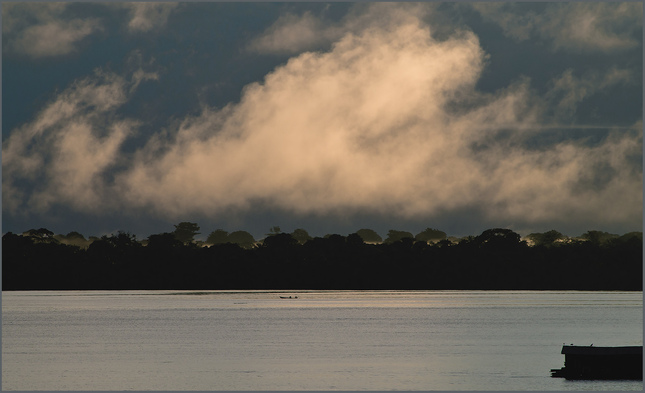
[[2, 226, 642, 291]]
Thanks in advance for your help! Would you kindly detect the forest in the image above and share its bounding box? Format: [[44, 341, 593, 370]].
[[2, 224, 642, 290]]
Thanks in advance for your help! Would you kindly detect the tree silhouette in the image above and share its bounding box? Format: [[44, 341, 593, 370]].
[[526, 230, 566, 247], [206, 229, 229, 245], [262, 232, 298, 249], [474, 228, 523, 248], [356, 228, 382, 243], [415, 228, 447, 243], [346, 233, 364, 247], [84, 232, 143, 289], [64, 231, 86, 240], [291, 228, 312, 244], [23, 228, 58, 243], [2, 226, 642, 291], [227, 231, 256, 249], [55, 231, 93, 249], [581, 230, 618, 245], [173, 222, 200, 243], [148, 232, 184, 250], [384, 229, 414, 244]]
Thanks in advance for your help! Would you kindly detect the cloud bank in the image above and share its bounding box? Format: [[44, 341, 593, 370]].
[[3, 5, 642, 232]]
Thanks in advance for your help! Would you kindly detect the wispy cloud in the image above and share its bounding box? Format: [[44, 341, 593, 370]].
[[2, 3, 181, 58], [546, 67, 637, 122], [472, 2, 642, 53], [246, 3, 436, 55], [2, 66, 154, 212], [246, 11, 342, 55], [3, 3, 102, 57], [119, 3, 180, 33]]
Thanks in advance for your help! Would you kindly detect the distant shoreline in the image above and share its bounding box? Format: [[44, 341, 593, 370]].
[[4, 229, 641, 292]]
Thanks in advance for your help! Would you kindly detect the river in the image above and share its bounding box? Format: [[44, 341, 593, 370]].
[[2, 290, 642, 390]]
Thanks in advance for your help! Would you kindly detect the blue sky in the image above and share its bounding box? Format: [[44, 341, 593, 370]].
[[2, 2, 642, 241]]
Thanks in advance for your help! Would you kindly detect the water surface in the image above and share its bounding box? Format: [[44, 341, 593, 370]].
[[2, 290, 642, 390]]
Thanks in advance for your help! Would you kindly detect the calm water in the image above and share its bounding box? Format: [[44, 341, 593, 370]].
[[2, 290, 642, 391]]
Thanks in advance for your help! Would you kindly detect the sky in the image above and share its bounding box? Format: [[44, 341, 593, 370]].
[[2, 2, 643, 241]]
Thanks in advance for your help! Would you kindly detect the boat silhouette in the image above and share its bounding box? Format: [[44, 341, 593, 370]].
[[551, 345, 642, 380]]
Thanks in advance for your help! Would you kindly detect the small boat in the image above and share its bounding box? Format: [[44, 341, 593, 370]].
[[551, 345, 642, 380], [279, 296, 298, 299]]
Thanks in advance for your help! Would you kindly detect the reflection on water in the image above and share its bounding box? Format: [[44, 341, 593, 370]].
[[2, 290, 642, 390]]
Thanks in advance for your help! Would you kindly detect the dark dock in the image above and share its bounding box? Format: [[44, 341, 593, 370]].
[[551, 345, 643, 380]]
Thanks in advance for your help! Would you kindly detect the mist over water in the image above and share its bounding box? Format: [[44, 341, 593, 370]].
[[2, 290, 642, 391]]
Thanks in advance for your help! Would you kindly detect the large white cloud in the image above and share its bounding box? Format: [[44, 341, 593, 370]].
[[119, 8, 640, 227], [3, 5, 642, 232], [118, 12, 487, 215]]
